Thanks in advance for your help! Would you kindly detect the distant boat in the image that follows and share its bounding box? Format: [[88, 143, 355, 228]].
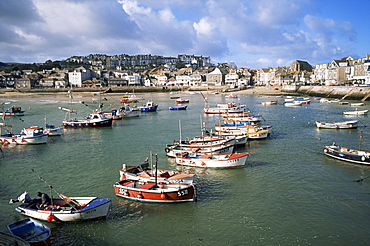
[[0, 106, 25, 116], [137, 101, 158, 112], [351, 103, 365, 107], [7, 218, 51, 246], [175, 98, 189, 103], [284, 101, 302, 107], [204, 102, 246, 114], [44, 124, 63, 136], [62, 111, 113, 127], [169, 105, 188, 110], [343, 109, 369, 115], [261, 101, 278, 106], [225, 94, 238, 99], [315, 120, 358, 129]]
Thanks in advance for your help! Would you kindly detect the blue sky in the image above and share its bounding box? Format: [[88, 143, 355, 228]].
[[0, 0, 368, 69]]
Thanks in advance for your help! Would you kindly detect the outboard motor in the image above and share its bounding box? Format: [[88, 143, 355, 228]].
[[9, 191, 31, 204]]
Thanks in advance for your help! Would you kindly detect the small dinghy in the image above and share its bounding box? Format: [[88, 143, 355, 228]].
[[7, 218, 51, 246]]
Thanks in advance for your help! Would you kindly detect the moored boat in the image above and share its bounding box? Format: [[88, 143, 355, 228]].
[[165, 143, 235, 158], [323, 143, 370, 166], [7, 218, 51, 246], [175, 152, 249, 168], [350, 103, 365, 107], [110, 105, 140, 119], [343, 109, 369, 115], [62, 112, 113, 127], [119, 161, 195, 184], [284, 101, 302, 107], [44, 124, 63, 136], [113, 155, 196, 203], [175, 98, 189, 103], [204, 102, 246, 114], [0, 126, 48, 145], [169, 105, 188, 110], [138, 101, 158, 112], [315, 120, 358, 129], [225, 94, 238, 99], [11, 192, 111, 222], [261, 100, 278, 106], [0, 106, 25, 116]]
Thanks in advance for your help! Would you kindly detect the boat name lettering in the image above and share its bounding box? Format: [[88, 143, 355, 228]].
[[177, 189, 189, 197], [85, 209, 97, 214]]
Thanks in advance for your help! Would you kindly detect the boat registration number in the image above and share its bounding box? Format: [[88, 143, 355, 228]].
[[177, 189, 189, 197]]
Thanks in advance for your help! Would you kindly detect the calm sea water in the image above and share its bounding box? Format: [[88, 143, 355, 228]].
[[0, 92, 369, 245]]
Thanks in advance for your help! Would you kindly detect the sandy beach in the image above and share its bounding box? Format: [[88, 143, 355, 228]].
[[0, 86, 291, 99]]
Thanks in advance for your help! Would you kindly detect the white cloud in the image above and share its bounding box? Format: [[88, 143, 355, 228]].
[[0, 0, 363, 68]]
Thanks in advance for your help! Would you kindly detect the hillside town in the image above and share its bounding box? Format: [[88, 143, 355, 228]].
[[0, 53, 369, 90]]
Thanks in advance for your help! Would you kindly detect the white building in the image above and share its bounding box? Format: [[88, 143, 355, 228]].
[[68, 66, 92, 87]]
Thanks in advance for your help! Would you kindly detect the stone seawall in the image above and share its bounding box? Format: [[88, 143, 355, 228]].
[[282, 85, 370, 101]]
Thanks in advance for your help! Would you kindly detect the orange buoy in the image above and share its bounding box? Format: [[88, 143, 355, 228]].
[[160, 193, 166, 199]]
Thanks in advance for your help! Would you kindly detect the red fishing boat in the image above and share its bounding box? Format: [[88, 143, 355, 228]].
[[113, 155, 196, 203]]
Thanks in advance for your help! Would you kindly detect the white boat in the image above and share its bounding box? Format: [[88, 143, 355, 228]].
[[62, 111, 113, 127], [261, 101, 278, 105], [351, 103, 365, 107], [165, 143, 235, 158], [10, 170, 111, 222], [119, 161, 195, 184], [15, 196, 111, 222], [343, 109, 369, 115], [175, 152, 249, 168], [225, 94, 238, 99], [0, 126, 48, 145], [10, 191, 111, 223], [44, 125, 63, 136], [315, 120, 358, 129], [110, 105, 140, 119], [204, 102, 246, 114], [284, 101, 302, 107], [215, 125, 271, 140]]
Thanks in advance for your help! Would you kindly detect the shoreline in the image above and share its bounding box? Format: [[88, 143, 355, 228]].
[[1, 85, 369, 101], [0, 86, 293, 99]]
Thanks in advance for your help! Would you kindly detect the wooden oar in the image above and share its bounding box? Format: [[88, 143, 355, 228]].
[[31, 169, 81, 210]]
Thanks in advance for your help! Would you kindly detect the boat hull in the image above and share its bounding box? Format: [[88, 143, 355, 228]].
[[15, 197, 111, 222], [315, 120, 358, 129], [7, 218, 51, 246], [63, 119, 112, 127], [323, 145, 370, 165], [176, 153, 249, 168], [113, 182, 195, 202], [169, 106, 188, 110], [0, 134, 48, 145]]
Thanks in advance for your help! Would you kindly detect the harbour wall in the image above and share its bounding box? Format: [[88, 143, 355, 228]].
[[282, 85, 370, 101]]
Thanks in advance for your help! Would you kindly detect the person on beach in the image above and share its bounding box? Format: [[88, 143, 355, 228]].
[[36, 191, 51, 209]]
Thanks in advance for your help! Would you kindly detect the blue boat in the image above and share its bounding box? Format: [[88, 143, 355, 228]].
[[139, 101, 158, 112], [169, 105, 188, 110], [7, 218, 51, 245]]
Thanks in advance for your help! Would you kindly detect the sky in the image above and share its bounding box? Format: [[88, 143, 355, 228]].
[[0, 0, 369, 69]]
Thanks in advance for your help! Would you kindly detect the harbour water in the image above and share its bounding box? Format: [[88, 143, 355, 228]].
[[0, 92, 369, 245]]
